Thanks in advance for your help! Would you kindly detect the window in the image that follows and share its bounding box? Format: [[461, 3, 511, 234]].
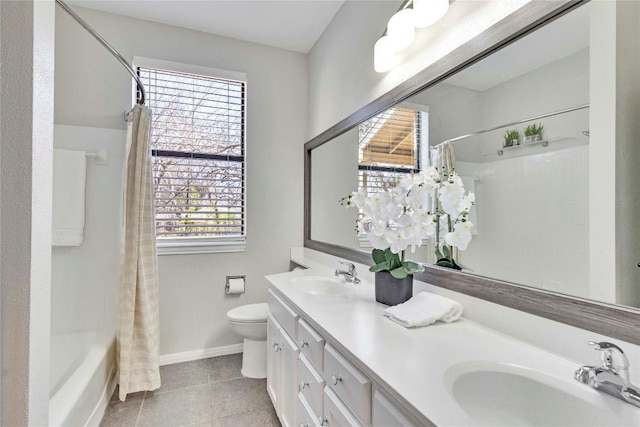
[[137, 60, 246, 254], [358, 106, 424, 193]]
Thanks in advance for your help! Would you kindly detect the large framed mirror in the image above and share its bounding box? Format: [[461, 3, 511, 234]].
[[304, 0, 640, 344]]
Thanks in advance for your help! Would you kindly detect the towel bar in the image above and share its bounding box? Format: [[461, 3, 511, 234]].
[[85, 151, 108, 165]]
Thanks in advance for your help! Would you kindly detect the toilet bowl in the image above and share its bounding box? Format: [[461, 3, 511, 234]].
[[226, 302, 269, 379]]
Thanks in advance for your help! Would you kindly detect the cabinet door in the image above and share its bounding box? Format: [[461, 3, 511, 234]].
[[372, 390, 418, 427], [267, 314, 282, 412], [323, 387, 362, 427], [280, 328, 300, 427]]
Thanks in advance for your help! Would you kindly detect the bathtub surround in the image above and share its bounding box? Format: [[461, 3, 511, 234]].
[[117, 105, 161, 400], [51, 149, 87, 246]]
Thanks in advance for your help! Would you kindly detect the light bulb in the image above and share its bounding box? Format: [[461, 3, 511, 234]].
[[387, 8, 415, 52], [374, 36, 397, 73], [413, 0, 449, 28]]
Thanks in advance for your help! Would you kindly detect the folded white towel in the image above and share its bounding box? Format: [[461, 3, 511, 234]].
[[52, 148, 87, 247], [383, 292, 463, 328]]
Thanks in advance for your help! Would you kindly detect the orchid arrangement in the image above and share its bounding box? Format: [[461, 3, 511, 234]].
[[341, 166, 475, 275]]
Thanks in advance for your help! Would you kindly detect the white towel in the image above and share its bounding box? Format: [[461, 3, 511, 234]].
[[52, 149, 87, 246], [383, 292, 463, 328]]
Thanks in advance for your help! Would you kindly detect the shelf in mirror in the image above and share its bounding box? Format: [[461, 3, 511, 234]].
[[493, 137, 556, 156]]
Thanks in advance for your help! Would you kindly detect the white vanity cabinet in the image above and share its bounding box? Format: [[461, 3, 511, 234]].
[[268, 287, 424, 427], [268, 290, 301, 427]]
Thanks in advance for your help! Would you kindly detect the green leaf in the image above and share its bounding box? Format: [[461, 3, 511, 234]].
[[436, 259, 455, 268], [404, 261, 425, 274], [372, 249, 386, 264], [369, 262, 389, 273], [442, 245, 451, 259], [390, 266, 409, 279], [435, 247, 444, 260], [384, 249, 401, 270]]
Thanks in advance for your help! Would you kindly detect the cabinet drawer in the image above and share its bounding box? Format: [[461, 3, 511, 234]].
[[268, 288, 299, 340], [324, 387, 362, 427], [298, 354, 325, 417], [323, 345, 371, 425], [298, 319, 325, 370], [373, 390, 418, 427], [298, 393, 321, 427]]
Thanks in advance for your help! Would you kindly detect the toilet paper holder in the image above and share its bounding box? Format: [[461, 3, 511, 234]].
[[225, 275, 246, 295]]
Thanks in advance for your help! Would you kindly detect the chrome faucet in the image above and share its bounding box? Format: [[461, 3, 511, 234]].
[[335, 261, 360, 284], [574, 341, 640, 408]]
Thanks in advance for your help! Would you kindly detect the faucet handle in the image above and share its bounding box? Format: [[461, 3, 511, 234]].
[[588, 341, 630, 370], [339, 261, 357, 274]]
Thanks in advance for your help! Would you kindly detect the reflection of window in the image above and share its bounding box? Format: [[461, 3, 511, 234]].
[[138, 65, 246, 243], [358, 107, 424, 193]]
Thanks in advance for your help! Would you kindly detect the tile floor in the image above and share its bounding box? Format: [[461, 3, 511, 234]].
[[101, 354, 281, 427]]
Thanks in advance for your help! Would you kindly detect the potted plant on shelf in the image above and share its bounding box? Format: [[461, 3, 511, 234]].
[[504, 129, 520, 147], [523, 123, 544, 143], [341, 167, 475, 306]]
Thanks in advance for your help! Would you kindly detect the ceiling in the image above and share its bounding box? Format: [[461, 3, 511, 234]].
[[68, 0, 346, 53]]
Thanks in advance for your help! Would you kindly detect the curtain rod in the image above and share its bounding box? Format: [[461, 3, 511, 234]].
[[55, 0, 146, 106], [437, 103, 590, 147]]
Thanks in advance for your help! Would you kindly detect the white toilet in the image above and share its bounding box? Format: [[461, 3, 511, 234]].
[[226, 302, 269, 379]]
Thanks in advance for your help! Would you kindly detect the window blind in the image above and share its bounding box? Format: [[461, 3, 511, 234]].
[[358, 107, 421, 194], [138, 66, 246, 239]]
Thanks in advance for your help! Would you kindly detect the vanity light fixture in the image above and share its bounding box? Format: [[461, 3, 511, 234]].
[[374, 36, 398, 73], [387, 8, 416, 51], [374, 0, 451, 73], [413, 0, 450, 28]]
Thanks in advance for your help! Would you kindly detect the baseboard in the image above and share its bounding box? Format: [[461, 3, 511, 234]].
[[159, 343, 244, 366], [85, 361, 117, 427]]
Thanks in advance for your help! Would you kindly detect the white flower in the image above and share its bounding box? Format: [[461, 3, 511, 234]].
[[386, 229, 410, 254], [350, 187, 367, 210], [343, 165, 474, 262], [444, 221, 473, 250]]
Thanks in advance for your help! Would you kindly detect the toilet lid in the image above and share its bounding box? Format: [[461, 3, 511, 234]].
[[226, 303, 269, 323]]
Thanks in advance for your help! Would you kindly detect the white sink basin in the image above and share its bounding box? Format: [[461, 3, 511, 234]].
[[290, 276, 349, 295], [444, 361, 640, 426]]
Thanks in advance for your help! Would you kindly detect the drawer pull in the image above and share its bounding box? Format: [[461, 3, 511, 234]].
[[272, 342, 281, 352], [299, 380, 309, 391], [331, 374, 343, 386], [299, 339, 309, 348]]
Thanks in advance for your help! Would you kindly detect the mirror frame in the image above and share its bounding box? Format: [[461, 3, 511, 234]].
[[304, 0, 640, 345]]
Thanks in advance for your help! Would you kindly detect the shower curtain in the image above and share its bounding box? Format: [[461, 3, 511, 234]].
[[117, 105, 161, 400]]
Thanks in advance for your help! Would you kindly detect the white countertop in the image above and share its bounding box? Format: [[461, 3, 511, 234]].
[[266, 267, 637, 426]]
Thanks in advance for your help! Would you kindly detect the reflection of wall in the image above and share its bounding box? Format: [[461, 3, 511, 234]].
[[409, 84, 483, 161], [458, 145, 589, 297], [588, 0, 640, 307], [612, 1, 640, 307], [478, 49, 589, 159], [311, 129, 360, 249], [449, 48, 590, 296]]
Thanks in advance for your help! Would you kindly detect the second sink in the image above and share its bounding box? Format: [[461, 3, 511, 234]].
[[444, 361, 640, 426]]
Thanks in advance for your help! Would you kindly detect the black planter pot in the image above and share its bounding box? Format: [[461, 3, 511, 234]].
[[375, 271, 413, 306]]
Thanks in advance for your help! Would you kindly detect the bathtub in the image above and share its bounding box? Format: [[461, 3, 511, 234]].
[[49, 329, 117, 427]]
